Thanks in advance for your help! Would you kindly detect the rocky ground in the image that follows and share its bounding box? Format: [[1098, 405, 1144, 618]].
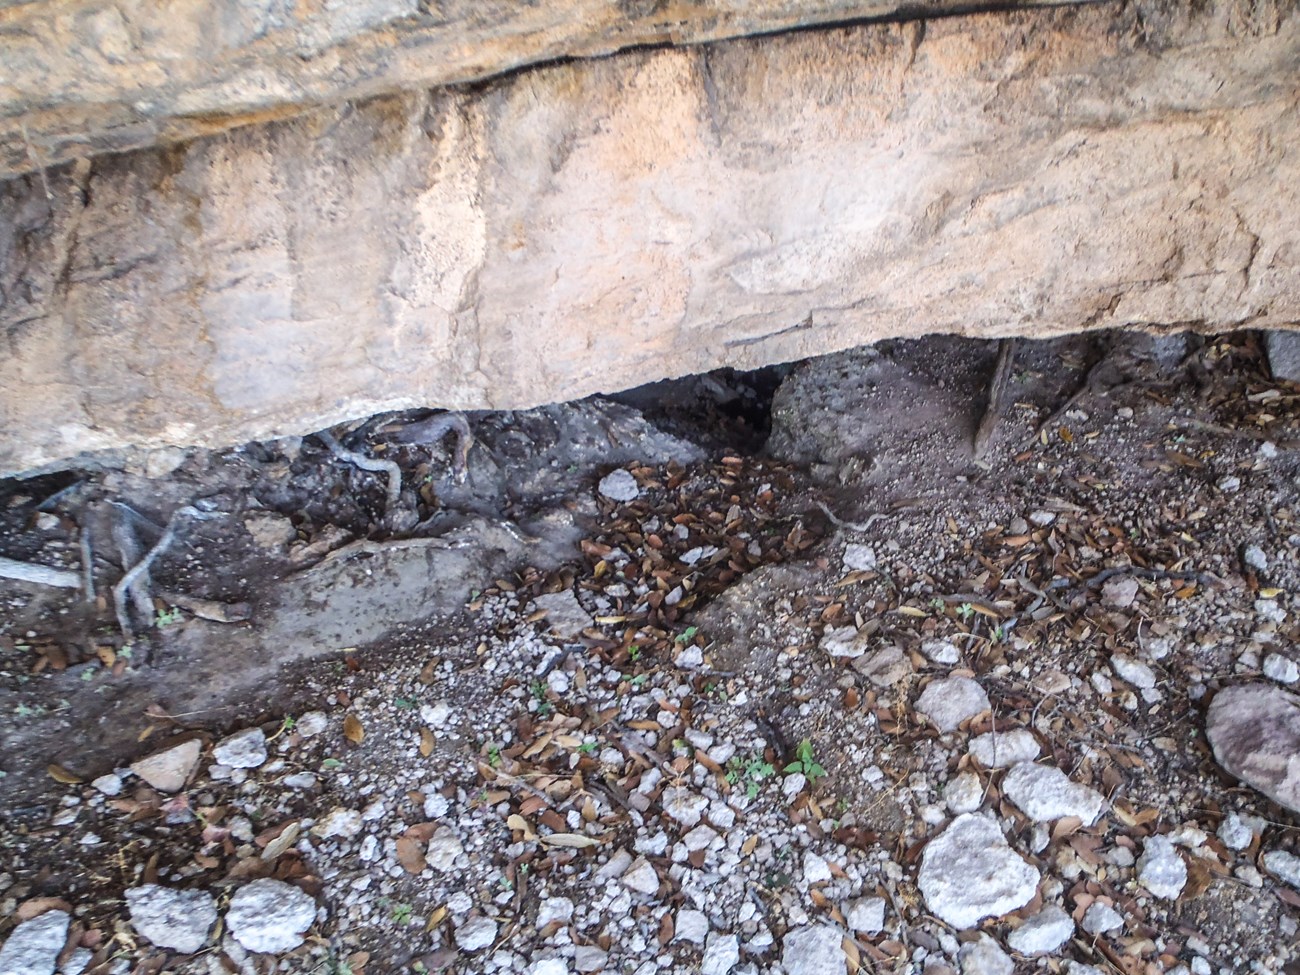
[[2, 331, 1300, 975]]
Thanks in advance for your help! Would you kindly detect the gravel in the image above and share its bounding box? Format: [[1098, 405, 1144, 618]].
[[918, 813, 1039, 928], [454, 916, 498, 952], [125, 885, 218, 953], [1218, 812, 1254, 851], [225, 879, 318, 954], [700, 933, 740, 975], [844, 896, 886, 934], [675, 909, 709, 944], [1263, 850, 1300, 888], [128, 739, 201, 793]]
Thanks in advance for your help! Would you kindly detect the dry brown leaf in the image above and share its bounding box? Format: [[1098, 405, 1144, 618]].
[[343, 713, 365, 744], [425, 905, 449, 932], [395, 836, 426, 874], [539, 832, 601, 849], [47, 763, 82, 784], [419, 728, 435, 757]]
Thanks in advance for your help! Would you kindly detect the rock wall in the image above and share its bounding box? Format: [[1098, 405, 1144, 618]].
[[0, 0, 1083, 180], [2, 1, 1299, 475]]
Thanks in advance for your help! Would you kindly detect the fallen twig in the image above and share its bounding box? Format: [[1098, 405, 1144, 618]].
[[79, 526, 95, 603], [0, 556, 81, 589], [319, 430, 403, 512], [814, 500, 887, 533]]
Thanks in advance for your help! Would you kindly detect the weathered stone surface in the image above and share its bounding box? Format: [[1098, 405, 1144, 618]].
[[918, 813, 1039, 928], [2, 3, 1299, 475], [0, 1, 1081, 181], [1207, 683, 1300, 814]]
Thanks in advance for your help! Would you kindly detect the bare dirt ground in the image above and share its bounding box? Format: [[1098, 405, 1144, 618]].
[[1, 331, 1299, 975]]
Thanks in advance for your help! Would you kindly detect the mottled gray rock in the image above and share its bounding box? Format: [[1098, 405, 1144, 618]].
[[125, 885, 218, 953], [781, 924, 845, 975], [1111, 655, 1156, 690], [426, 826, 465, 871], [0, 910, 68, 975], [1007, 905, 1074, 955], [916, 677, 991, 733], [1267, 331, 1300, 383], [944, 771, 985, 814], [213, 727, 268, 769], [821, 625, 869, 660], [226, 879, 318, 953], [959, 934, 1014, 975], [918, 814, 1039, 928], [968, 729, 1040, 768], [620, 858, 660, 895], [311, 807, 363, 839], [574, 946, 608, 973], [1218, 812, 1254, 851], [922, 639, 961, 665], [1137, 836, 1187, 899], [1264, 653, 1300, 685], [1207, 683, 1300, 814], [129, 739, 202, 793], [1002, 762, 1105, 826], [842, 544, 877, 572]]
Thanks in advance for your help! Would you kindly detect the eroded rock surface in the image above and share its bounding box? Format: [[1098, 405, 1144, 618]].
[[2, 2, 1299, 475]]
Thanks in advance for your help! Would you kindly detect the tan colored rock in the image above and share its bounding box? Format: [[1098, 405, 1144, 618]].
[[129, 739, 202, 793], [2, 3, 1299, 476], [0, 0, 1080, 180]]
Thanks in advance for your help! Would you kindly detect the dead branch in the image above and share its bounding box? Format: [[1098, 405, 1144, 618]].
[[0, 556, 81, 589], [973, 338, 1017, 460]]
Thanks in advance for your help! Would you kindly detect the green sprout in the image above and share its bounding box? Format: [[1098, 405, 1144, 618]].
[[726, 755, 775, 799], [783, 738, 828, 784]]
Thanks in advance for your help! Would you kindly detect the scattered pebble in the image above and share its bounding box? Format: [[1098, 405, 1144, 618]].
[[213, 727, 268, 768], [854, 644, 912, 686], [674, 909, 709, 944], [967, 729, 1039, 768], [1101, 577, 1139, 609], [1218, 812, 1254, 851], [1263, 850, 1300, 889], [842, 543, 877, 572], [700, 932, 740, 975], [844, 896, 886, 934], [780, 924, 845, 975], [1264, 653, 1300, 685], [1137, 835, 1187, 899], [820, 625, 868, 660], [1111, 655, 1157, 689], [959, 933, 1013, 975], [921, 638, 961, 665], [943, 771, 984, 814], [454, 916, 498, 952]]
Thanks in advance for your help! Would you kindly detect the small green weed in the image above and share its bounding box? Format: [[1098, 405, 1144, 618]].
[[783, 738, 828, 784]]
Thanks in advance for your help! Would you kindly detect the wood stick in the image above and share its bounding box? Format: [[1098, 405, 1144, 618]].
[[0, 556, 81, 589], [973, 338, 1017, 460]]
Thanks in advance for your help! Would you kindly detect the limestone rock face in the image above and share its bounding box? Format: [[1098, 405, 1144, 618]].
[[2, 2, 1299, 475], [1, 0, 1077, 180]]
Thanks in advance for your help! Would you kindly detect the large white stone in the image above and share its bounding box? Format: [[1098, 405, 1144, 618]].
[[781, 924, 845, 975], [1002, 762, 1105, 826], [918, 813, 1039, 929], [0, 911, 68, 975], [916, 677, 990, 733], [125, 885, 218, 954], [226, 879, 318, 954], [968, 729, 1040, 768]]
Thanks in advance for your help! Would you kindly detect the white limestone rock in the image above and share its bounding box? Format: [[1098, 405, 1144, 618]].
[[968, 729, 1040, 768], [0, 910, 69, 975], [916, 676, 991, 733], [1002, 762, 1105, 826], [918, 814, 1039, 928], [226, 879, 318, 954], [1137, 835, 1187, 899], [125, 885, 218, 953], [1007, 904, 1074, 956]]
